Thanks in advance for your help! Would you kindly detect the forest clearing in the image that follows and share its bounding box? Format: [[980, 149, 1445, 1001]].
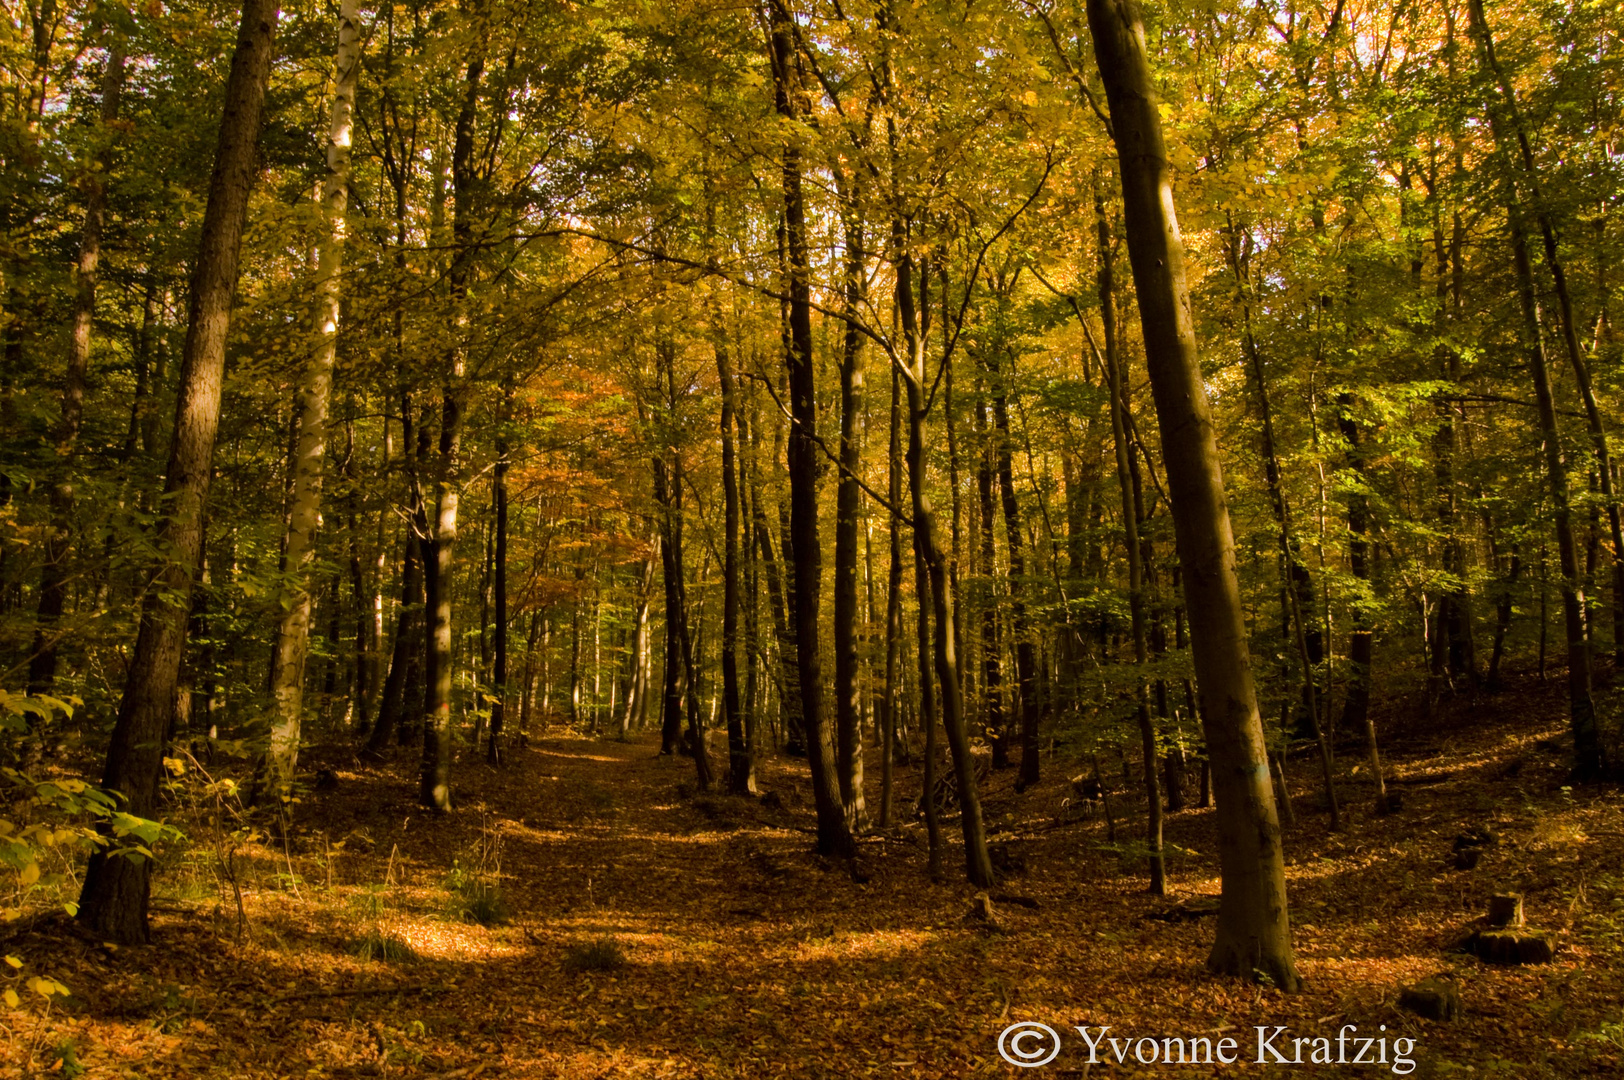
[[2, 675, 1623, 1078], [5, 0, 1624, 1075]]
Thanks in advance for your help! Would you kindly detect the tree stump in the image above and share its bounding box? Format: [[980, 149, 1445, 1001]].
[[1398, 978, 1461, 1022], [965, 892, 1005, 933], [1487, 893, 1524, 928], [1471, 929, 1554, 965], [1453, 848, 1481, 871]]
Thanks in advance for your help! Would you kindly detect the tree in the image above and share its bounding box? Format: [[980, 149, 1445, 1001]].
[[78, 0, 280, 944], [1086, 0, 1300, 991], [262, 0, 361, 800]]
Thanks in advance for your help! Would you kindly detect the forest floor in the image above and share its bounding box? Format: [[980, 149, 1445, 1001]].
[[3, 672, 1624, 1079]]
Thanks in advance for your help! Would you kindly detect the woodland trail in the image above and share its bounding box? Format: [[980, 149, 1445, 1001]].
[[5, 691, 1624, 1078]]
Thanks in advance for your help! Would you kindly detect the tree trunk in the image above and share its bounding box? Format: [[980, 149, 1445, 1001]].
[[992, 347, 1041, 793], [1227, 223, 1339, 829], [488, 380, 512, 764], [263, 0, 361, 798], [1087, 0, 1300, 991], [1095, 188, 1164, 894], [28, 41, 124, 693], [78, 0, 279, 944], [1469, 0, 1624, 680], [716, 302, 753, 794], [1335, 395, 1389, 810], [974, 374, 1005, 767], [880, 364, 904, 829], [834, 173, 867, 829], [770, 0, 849, 854], [421, 44, 485, 812], [1510, 220, 1605, 780], [897, 250, 994, 887]]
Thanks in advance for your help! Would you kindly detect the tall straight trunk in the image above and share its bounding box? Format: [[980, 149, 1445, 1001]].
[[1087, 0, 1300, 991], [880, 364, 904, 828], [973, 382, 1004, 762], [1469, 0, 1624, 680], [716, 304, 752, 793], [1226, 222, 1338, 828], [769, 0, 848, 855], [28, 41, 124, 693], [263, 0, 361, 797], [1095, 188, 1164, 894], [749, 416, 798, 751], [896, 250, 994, 887], [833, 175, 867, 829], [520, 608, 542, 738], [913, 485, 943, 878], [371, 397, 429, 753], [122, 277, 161, 461], [1239, 305, 1339, 829], [342, 413, 376, 734], [657, 467, 683, 756], [1510, 221, 1605, 779], [1336, 395, 1388, 810], [421, 44, 485, 812], [78, 0, 279, 944], [992, 348, 1041, 792], [1486, 527, 1519, 691], [488, 380, 511, 763], [622, 529, 657, 738]]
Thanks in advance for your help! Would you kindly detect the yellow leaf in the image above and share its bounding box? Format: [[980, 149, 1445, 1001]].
[[2, 989, 18, 1009], [3, 955, 19, 968], [18, 862, 38, 887]]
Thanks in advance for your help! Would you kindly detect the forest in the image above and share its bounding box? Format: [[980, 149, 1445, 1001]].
[[1, 0, 1623, 1075]]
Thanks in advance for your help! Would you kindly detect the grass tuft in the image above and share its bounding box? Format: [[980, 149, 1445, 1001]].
[[351, 929, 419, 964], [563, 937, 626, 974]]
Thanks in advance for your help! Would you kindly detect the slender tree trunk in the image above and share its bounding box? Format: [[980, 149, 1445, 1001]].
[[622, 529, 656, 738], [880, 364, 904, 828], [488, 380, 512, 763], [1469, 0, 1624, 679], [1335, 395, 1389, 810], [371, 398, 429, 753], [974, 376, 1005, 766], [657, 462, 684, 756], [28, 41, 124, 693], [991, 348, 1041, 793], [1095, 189, 1164, 894], [78, 0, 279, 944], [1087, 0, 1300, 990], [1510, 220, 1605, 780], [834, 174, 868, 829], [770, 0, 849, 854], [914, 501, 943, 879], [716, 304, 753, 794], [263, 0, 361, 798], [897, 251, 994, 887], [421, 44, 486, 812]]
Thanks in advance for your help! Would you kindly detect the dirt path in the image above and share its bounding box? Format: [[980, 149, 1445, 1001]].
[[5, 699, 1623, 1078]]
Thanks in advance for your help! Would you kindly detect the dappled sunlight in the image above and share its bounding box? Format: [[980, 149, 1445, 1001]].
[[786, 927, 940, 965], [381, 917, 525, 961], [530, 747, 626, 764]]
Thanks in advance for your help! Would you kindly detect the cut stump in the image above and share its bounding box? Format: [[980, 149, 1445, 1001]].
[[1486, 893, 1524, 928], [1398, 978, 1461, 1022], [1471, 929, 1554, 965]]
